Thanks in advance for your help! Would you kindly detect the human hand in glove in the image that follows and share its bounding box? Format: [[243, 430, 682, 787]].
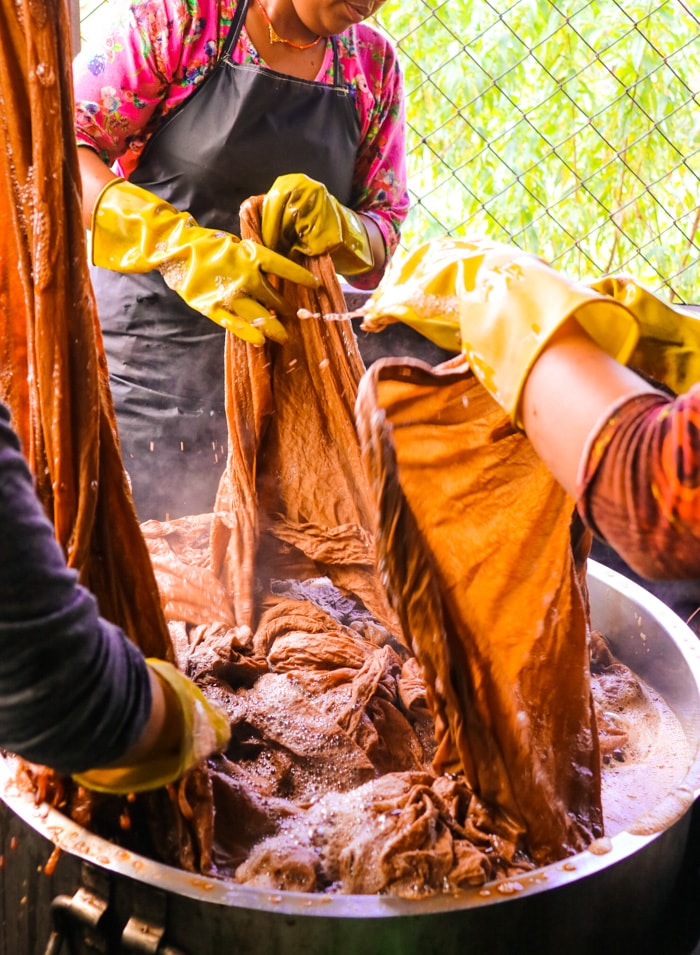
[[588, 275, 700, 395], [261, 173, 374, 276], [91, 178, 318, 346], [73, 659, 230, 794], [361, 237, 475, 351], [362, 237, 640, 427]]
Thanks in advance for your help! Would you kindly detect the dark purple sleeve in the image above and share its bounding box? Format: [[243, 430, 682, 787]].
[[0, 401, 151, 773]]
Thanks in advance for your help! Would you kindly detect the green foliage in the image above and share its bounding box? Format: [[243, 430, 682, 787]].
[[78, 0, 699, 299], [377, 0, 699, 301]]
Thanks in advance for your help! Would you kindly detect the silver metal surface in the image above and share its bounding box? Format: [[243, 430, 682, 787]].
[[2, 559, 700, 954]]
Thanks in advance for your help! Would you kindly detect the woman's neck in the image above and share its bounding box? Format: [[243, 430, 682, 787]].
[[246, 0, 327, 80]]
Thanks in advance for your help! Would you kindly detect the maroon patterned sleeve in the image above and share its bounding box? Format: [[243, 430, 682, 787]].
[[576, 384, 700, 579]]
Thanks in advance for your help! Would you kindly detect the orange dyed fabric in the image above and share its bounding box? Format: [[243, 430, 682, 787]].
[[209, 197, 398, 636], [356, 358, 603, 865], [0, 0, 171, 659]]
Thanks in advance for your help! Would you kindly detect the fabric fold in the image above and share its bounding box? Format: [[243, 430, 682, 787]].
[[355, 356, 603, 864]]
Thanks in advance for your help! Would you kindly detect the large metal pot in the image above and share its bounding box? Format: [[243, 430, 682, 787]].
[[1, 559, 700, 955]]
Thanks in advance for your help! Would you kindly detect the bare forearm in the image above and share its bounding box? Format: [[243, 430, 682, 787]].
[[112, 667, 168, 765], [77, 146, 117, 229], [520, 321, 657, 497]]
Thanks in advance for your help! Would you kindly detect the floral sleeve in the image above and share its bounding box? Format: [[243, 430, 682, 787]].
[[577, 383, 700, 579], [339, 24, 409, 289], [73, 0, 221, 176], [73, 1, 409, 272]]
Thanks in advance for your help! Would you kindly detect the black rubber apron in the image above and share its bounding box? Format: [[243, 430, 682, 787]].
[[90, 0, 360, 520]]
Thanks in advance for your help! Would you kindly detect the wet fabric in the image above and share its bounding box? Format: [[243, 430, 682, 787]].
[[209, 196, 398, 633], [233, 772, 497, 896], [140, 545, 533, 892], [139, 506, 662, 893], [0, 0, 171, 662], [128, 201, 605, 875], [355, 358, 603, 865]]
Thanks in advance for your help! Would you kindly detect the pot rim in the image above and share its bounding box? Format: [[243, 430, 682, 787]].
[[2, 559, 699, 918]]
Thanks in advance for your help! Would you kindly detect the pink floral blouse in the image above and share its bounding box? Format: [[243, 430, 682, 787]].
[[73, 0, 409, 285]]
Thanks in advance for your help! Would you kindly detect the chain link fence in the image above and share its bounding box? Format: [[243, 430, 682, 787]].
[[380, 0, 699, 302], [79, 0, 699, 301]]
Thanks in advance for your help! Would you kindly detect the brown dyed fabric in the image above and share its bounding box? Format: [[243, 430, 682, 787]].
[[0, 0, 202, 877], [197, 594, 527, 893], [355, 358, 603, 865], [0, 3, 604, 885], [0, 0, 171, 661], [209, 196, 398, 635], [146, 272, 606, 886], [235, 772, 494, 898], [145, 204, 603, 879]]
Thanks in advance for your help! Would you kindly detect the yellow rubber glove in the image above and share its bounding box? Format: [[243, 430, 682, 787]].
[[91, 178, 318, 346], [73, 659, 230, 795], [361, 237, 471, 351], [588, 275, 700, 394], [261, 173, 374, 276], [362, 237, 640, 427]]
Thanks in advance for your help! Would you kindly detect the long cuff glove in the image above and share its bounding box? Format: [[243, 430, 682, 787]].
[[91, 178, 318, 346], [261, 173, 374, 276], [588, 275, 700, 395], [361, 237, 472, 351], [73, 660, 230, 795], [362, 237, 640, 427]]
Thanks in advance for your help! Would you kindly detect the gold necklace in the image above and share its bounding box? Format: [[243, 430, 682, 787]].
[[254, 0, 322, 51]]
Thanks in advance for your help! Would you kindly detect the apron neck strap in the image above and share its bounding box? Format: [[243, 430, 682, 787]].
[[223, 0, 249, 58]]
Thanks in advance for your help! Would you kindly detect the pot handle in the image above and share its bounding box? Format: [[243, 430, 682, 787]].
[[44, 886, 108, 955], [122, 914, 189, 954], [44, 885, 188, 955]]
